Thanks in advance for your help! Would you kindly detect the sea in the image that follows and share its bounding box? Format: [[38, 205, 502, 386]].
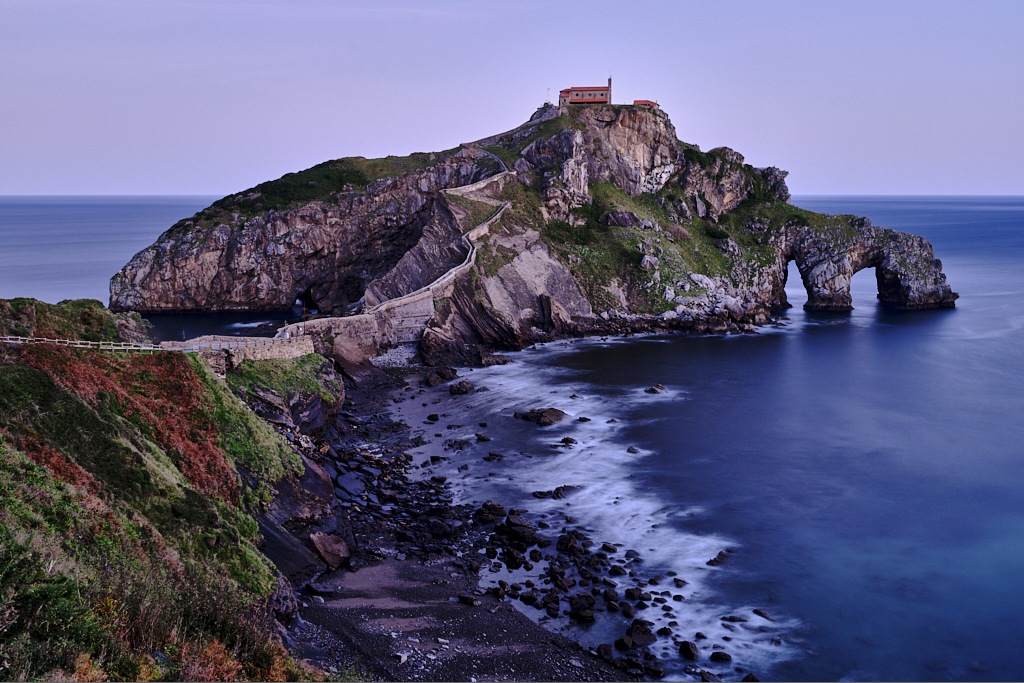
[[2, 195, 1022, 681]]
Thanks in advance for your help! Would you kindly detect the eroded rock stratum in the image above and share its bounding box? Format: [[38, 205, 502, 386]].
[[110, 103, 956, 355]]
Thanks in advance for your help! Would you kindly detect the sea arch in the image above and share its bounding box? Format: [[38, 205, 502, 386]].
[[773, 222, 958, 311]]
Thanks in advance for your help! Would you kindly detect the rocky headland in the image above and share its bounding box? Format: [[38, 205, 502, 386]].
[[111, 102, 957, 368]]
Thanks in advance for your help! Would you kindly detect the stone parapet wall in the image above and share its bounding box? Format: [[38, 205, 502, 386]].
[[160, 334, 314, 360]]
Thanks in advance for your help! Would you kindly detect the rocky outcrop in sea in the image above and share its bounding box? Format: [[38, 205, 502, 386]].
[[110, 102, 957, 363]]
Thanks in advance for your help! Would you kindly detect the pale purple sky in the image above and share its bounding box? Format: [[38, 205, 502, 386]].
[[2, 0, 1021, 196]]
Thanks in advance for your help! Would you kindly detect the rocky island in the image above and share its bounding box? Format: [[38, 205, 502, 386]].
[[111, 102, 956, 366]]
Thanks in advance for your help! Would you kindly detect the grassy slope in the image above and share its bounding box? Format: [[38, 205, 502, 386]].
[[158, 148, 464, 238], [0, 301, 324, 681], [0, 298, 150, 342]]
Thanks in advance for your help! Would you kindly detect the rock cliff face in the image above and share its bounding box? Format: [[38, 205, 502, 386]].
[[110, 148, 497, 313], [111, 103, 957, 362]]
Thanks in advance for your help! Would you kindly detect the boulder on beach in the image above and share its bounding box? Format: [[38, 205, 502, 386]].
[[426, 366, 458, 386], [309, 531, 350, 570]]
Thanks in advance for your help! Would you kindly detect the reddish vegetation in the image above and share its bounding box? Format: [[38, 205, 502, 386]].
[[18, 433, 100, 494], [21, 346, 239, 503], [179, 639, 244, 682]]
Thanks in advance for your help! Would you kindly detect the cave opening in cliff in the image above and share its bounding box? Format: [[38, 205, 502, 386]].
[[298, 287, 318, 313]]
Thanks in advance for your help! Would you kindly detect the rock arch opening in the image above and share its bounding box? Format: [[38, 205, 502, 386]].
[[776, 231, 957, 312]]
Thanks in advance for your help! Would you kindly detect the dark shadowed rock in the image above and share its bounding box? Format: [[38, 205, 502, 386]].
[[426, 366, 458, 386], [625, 619, 657, 647], [450, 380, 475, 395], [680, 641, 700, 660], [515, 407, 568, 426]]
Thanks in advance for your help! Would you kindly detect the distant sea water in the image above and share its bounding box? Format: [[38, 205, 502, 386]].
[[3, 196, 1023, 680], [0, 196, 301, 340]]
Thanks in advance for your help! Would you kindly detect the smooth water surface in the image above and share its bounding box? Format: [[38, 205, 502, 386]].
[[0, 196, 301, 338], [0, 196, 216, 304]]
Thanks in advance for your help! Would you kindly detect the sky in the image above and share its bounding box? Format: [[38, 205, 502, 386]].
[[1, 0, 1022, 196]]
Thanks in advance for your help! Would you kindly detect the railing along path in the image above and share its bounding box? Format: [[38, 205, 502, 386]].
[[0, 334, 307, 354]]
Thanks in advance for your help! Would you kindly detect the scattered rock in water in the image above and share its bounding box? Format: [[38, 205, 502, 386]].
[[624, 619, 657, 646], [475, 432, 491, 442], [709, 651, 732, 663], [680, 640, 700, 660], [578, 416, 591, 422], [644, 383, 667, 394], [741, 674, 761, 682], [515, 407, 568, 426], [614, 635, 634, 651], [568, 593, 596, 621], [753, 608, 776, 622], [707, 550, 729, 566], [450, 380, 475, 395], [627, 446, 640, 454]]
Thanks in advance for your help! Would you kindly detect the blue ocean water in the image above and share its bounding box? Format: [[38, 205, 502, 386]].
[[398, 197, 1024, 681], [3, 196, 1022, 680], [0, 196, 301, 340]]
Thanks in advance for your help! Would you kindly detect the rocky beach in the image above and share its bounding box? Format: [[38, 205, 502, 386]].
[[261, 339, 785, 682]]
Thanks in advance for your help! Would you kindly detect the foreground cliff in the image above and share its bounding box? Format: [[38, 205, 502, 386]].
[[111, 103, 957, 361], [0, 299, 334, 680]]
